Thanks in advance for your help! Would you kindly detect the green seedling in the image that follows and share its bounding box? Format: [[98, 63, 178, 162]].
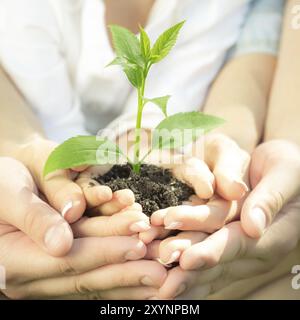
[[43, 21, 224, 176]]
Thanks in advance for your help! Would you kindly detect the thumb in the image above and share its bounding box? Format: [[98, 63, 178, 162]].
[[241, 143, 300, 238], [42, 170, 87, 223], [0, 157, 74, 256], [25, 140, 87, 223], [16, 192, 74, 257]]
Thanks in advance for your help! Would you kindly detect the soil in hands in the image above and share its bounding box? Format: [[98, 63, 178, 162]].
[[95, 163, 195, 216]]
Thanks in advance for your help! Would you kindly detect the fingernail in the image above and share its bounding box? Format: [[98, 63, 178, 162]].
[[141, 276, 155, 286], [174, 283, 187, 297], [61, 201, 73, 218], [130, 221, 151, 232], [251, 207, 267, 236], [165, 221, 183, 230], [44, 223, 70, 251], [233, 179, 249, 193], [61, 200, 81, 218], [159, 250, 181, 265]]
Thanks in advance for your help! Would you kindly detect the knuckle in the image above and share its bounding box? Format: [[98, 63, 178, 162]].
[[115, 267, 131, 287], [23, 202, 42, 235], [73, 276, 92, 295], [85, 291, 104, 300], [58, 258, 77, 276]]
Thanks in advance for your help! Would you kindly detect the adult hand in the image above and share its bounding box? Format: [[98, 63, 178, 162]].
[[240, 140, 300, 238], [149, 194, 300, 299], [0, 157, 166, 299], [147, 139, 300, 298]]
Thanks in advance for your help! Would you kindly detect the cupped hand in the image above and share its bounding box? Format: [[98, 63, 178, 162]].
[[0, 157, 167, 299], [148, 133, 250, 235], [240, 140, 300, 238], [17, 139, 152, 240], [146, 194, 300, 299], [18, 139, 137, 224]]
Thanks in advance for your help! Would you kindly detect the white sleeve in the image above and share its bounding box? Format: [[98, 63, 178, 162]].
[[0, 0, 88, 142]]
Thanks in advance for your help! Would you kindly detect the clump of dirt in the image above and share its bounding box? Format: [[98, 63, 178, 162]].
[[95, 163, 194, 216]]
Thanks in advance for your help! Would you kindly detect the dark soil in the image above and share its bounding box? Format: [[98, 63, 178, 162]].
[[94, 163, 195, 216]]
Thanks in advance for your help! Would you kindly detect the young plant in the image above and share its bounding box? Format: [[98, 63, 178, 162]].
[[43, 21, 225, 176]]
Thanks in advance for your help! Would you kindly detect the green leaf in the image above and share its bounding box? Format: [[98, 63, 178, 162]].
[[109, 25, 143, 66], [152, 112, 225, 150], [43, 136, 124, 176], [107, 56, 144, 88], [145, 95, 171, 117], [123, 64, 144, 88], [139, 26, 151, 59], [151, 21, 185, 63], [106, 56, 126, 67]]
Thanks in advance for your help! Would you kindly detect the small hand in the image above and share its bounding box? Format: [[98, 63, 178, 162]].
[[74, 165, 152, 236], [149, 133, 249, 234]]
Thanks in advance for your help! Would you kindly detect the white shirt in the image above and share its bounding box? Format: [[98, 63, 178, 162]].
[[0, 0, 250, 142]]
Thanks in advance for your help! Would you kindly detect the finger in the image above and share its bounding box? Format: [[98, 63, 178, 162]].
[[152, 197, 240, 233], [157, 232, 208, 265], [4, 235, 147, 282], [76, 176, 113, 208], [151, 208, 170, 226], [242, 142, 300, 238], [94, 190, 135, 216], [158, 266, 197, 299], [42, 170, 86, 223], [158, 264, 225, 299], [15, 260, 167, 299], [71, 210, 150, 237], [62, 287, 159, 300], [183, 259, 270, 300], [26, 140, 87, 224], [205, 134, 249, 200], [139, 226, 171, 244], [180, 221, 253, 270], [172, 158, 215, 199], [9, 192, 73, 257], [162, 253, 274, 300]]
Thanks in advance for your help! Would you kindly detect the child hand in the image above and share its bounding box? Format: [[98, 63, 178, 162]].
[[150, 133, 249, 234], [74, 165, 152, 237]]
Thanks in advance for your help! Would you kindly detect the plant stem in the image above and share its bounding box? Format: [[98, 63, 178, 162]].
[[132, 81, 145, 173], [132, 63, 151, 173]]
